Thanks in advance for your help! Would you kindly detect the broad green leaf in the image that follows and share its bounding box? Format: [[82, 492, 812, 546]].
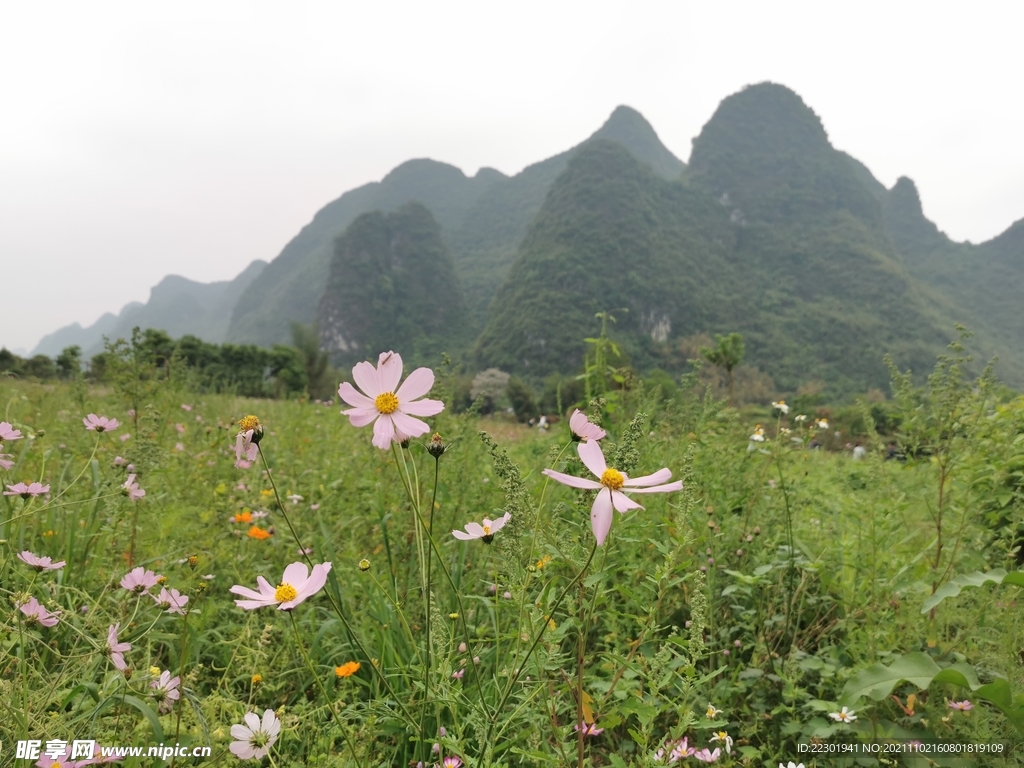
[[921, 568, 1024, 613], [840, 652, 941, 704]]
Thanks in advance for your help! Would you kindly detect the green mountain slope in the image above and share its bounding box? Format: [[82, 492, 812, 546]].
[[478, 84, 963, 395], [226, 106, 686, 345], [881, 178, 1024, 383], [226, 160, 503, 346], [317, 203, 467, 366]]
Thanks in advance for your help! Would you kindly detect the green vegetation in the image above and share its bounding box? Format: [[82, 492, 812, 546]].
[[4, 331, 1024, 766]]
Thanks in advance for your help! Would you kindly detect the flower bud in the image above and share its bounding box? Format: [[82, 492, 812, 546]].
[[427, 433, 447, 458], [358, 559, 371, 572]]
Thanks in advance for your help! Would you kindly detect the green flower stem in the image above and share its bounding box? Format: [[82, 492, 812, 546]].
[[289, 612, 363, 768]]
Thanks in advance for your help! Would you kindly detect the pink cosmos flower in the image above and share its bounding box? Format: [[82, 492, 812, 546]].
[[0, 422, 23, 440], [0, 444, 13, 471], [122, 474, 145, 501], [18, 550, 66, 570], [542, 440, 683, 546], [174, 442, 185, 452], [569, 409, 606, 442], [230, 561, 332, 610], [113, 456, 126, 466], [443, 759, 462, 768], [83, 414, 119, 432], [35, 742, 117, 767], [451, 668, 465, 679], [574, 722, 604, 737], [153, 587, 189, 614], [19, 596, 61, 627], [338, 351, 444, 450], [181, 404, 193, 411], [230, 710, 281, 760], [150, 670, 181, 713], [310, 503, 320, 510], [669, 737, 695, 762], [175, 423, 186, 434], [120, 566, 161, 594], [107, 623, 131, 671], [948, 699, 974, 711], [452, 512, 511, 543], [235, 433, 258, 468], [119, 433, 131, 442], [4, 481, 50, 499], [692, 748, 721, 763]]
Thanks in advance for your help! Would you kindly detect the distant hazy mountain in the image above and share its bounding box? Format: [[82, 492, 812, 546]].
[[226, 105, 686, 346], [33, 260, 267, 358]]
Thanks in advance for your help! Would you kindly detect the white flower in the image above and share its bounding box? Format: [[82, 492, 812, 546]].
[[230, 561, 332, 611], [749, 424, 766, 442], [829, 706, 856, 722], [795, 414, 808, 422], [706, 703, 722, 719], [771, 400, 789, 414], [780, 763, 805, 768], [230, 709, 281, 760], [709, 731, 733, 754], [816, 418, 829, 430], [452, 512, 511, 543]]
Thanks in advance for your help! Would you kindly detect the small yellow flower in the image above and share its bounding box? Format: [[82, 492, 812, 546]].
[[706, 703, 722, 719], [335, 661, 361, 678], [149, 666, 162, 677], [238, 415, 261, 432], [259, 489, 273, 498], [536, 555, 552, 570], [247, 525, 272, 540], [251, 673, 262, 684], [187, 555, 198, 569], [449, 612, 459, 620]]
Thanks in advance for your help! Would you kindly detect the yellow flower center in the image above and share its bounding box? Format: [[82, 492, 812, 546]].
[[600, 468, 624, 490], [375, 392, 399, 414], [238, 415, 261, 432], [150, 666, 162, 677], [483, 525, 491, 536], [275, 583, 298, 602]]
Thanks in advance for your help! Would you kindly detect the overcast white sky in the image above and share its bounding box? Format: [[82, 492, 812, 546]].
[[2, 0, 1022, 352]]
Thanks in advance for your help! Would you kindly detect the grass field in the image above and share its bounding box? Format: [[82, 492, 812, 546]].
[[2, 349, 1023, 767]]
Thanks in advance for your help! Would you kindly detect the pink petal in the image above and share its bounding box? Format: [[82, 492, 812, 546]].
[[281, 562, 309, 589], [491, 512, 512, 531], [295, 562, 331, 601], [464, 522, 485, 537], [344, 406, 379, 427], [352, 361, 381, 398], [338, 382, 375, 409], [542, 468, 602, 490], [229, 742, 256, 760], [624, 468, 673, 487], [390, 411, 431, 440], [229, 584, 269, 601], [452, 529, 476, 540], [590, 489, 614, 546], [263, 708, 281, 736], [611, 490, 643, 513], [628, 481, 684, 494], [398, 397, 445, 417], [377, 351, 403, 393], [372, 414, 396, 450], [396, 367, 434, 401], [578, 440, 607, 478]]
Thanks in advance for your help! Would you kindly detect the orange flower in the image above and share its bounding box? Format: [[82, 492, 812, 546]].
[[334, 661, 360, 678], [247, 525, 271, 540], [231, 511, 253, 524]]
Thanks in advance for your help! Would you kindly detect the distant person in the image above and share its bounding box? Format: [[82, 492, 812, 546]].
[[537, 415, 549, 430]]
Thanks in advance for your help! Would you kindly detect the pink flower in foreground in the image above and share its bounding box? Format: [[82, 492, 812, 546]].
[[18, 550, 66, 571], [692, 748, 721, 763], [452, 512, 511, 543], [153, 587, 189, 614], [35, 743, 117, 768], [669, 737, 695, 762], [569, 409, 606, 442], [122, 473, 145, 501], [574, 722, 604, 737], [83, 414, 119, 432], [19, 596, 61, 627], [443, 758, 462, 768], [4, 481, 50, 499], [0, 422, 23, 441], [338, 351, 444, 450], [150, 670, 181, 713], [230, 710, 281, 760], [120, 566, 161, 594], [234, 433, 258, 467], [0, 444, 13, 471], [542, 440, 683, 546], [230, 561, 332, 611], [107, 623, 131, 671], [948, 699, 974, 711]]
